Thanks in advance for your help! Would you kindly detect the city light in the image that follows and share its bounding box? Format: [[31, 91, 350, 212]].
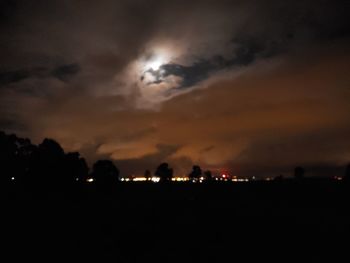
[[151, 177, 160, 183], [232, 178, 249, 182], [120, 176, 160, 182], [118, 175, 251, 183], [171, 177, 189, 182], [133, 177, 148, 182]]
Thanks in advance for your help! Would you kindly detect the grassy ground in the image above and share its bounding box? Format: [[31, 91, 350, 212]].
[[2, 180, 350, 262]]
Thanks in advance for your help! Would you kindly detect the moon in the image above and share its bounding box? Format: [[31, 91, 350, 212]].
[[148, 57, 163, 71], [142, 47, 173, 72]]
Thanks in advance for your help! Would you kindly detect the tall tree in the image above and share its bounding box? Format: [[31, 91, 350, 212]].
[[155, 163, 173, 182], [204, 170, 212, 181], [189, 165, 202, 182], [92, 160, 120, 185]]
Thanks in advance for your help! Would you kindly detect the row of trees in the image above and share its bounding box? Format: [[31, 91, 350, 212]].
[[0, 131, 120, 190], [0, 131, 212, 189], [154, 163, 212, 182], [1, 131, 350, 191]]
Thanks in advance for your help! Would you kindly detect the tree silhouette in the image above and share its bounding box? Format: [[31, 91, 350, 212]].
[[0, 131, 91, 191], [274, 174, 284, 181], [294, 166, 305, 180], [189, 165, 202, 182], [0, 131, 19, 185], [91, 160, 120, 185], [144, 169, 151, 181], [204, 170, 212, 181], [15, 137, 37, 184], [155, 162, 173, 182], [345, 164, 350, 182], [64, 152, 89, 184], [29, 138, 67, 190], [0, 131, 94, 193]]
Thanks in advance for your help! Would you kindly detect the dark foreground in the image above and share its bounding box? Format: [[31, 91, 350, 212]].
[[2, 180, 350, 262]]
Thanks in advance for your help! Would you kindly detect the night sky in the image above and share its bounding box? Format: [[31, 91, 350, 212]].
[[1, 0, 349, 177]]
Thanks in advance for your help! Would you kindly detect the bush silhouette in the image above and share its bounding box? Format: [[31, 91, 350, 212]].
[[91, 160, 120, 185]]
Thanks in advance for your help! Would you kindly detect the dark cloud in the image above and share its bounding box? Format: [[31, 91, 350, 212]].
[[0, 118, 23, 131], [120, 127, 157, 142], [0, 63, 80, 87], [0, 0, 349, 177], [0, 69, 30, 86], [51, 63, 81, 82], [140, 0, 350, 91], [142, 41, 268, 90]]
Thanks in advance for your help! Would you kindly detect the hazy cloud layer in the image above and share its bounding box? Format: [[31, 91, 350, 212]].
[[1, 0, 349, 176]]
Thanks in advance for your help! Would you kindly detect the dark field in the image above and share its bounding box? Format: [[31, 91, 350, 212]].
[[2, 180, 350, 262]]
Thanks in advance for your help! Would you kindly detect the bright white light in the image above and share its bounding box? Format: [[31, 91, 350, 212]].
[[133, 177, 148, 182], [11, 177, 15, 181], [143, 49, 172, 72], [151, 177, 160, 183], [334, 176, 343, 181], [87, 178, 94, 183], [148, 58, 163, 71], [172, 177, 188, 182]]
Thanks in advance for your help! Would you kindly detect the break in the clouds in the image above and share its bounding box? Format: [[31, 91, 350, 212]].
[[0, 0, 350, 177]]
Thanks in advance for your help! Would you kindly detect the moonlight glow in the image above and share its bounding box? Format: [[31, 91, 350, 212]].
[[142, 48, 174, 72], [148, 57, 164, 71]]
